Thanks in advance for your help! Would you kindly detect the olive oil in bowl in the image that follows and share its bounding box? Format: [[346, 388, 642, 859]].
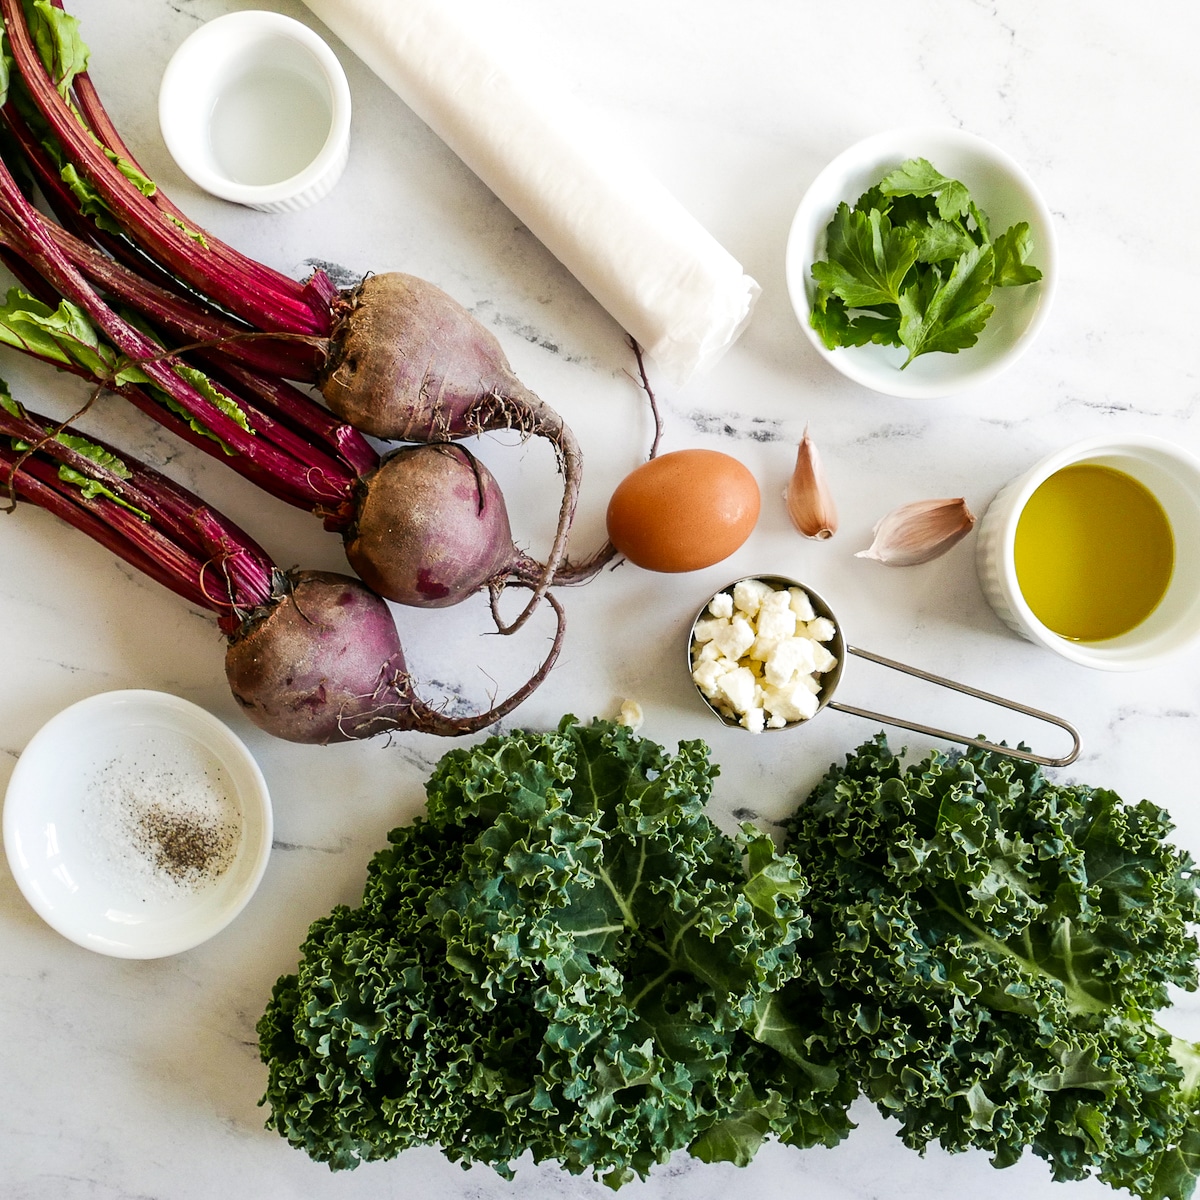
[[1013, 464, 1174, 642]]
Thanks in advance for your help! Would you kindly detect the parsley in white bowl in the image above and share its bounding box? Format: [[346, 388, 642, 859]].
[[786, 127, 1056, 399]]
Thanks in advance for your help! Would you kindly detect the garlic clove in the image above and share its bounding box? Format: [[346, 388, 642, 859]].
[[786, 427, 838, 540], [856, 497, 976, 566]]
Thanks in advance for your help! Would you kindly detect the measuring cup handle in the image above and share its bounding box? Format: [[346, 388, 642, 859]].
[[827, 645, 1081, 768]]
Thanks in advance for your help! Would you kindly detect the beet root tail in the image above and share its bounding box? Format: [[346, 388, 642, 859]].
[[404, 591, 566, 736]]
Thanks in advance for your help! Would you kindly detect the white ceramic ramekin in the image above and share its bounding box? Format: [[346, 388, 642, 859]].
[[976, 435, 1200, 670], [786, 126, 1056, 399], [158, 11, 351, 213], [4, 690, 272, 958]]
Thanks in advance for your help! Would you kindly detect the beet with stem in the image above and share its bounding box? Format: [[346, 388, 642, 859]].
[[346, 440, 617, 611], [0, 0, 621, 631], [0, 390, 565, 744], [223, 569, 564, 743], [0, 187, 603, 625]]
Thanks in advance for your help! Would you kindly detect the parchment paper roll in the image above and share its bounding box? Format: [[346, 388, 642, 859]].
[[299, 0, 759, 384]]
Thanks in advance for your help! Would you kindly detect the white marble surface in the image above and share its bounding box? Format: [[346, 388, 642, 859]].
[[3, 1, 1200, 1197]]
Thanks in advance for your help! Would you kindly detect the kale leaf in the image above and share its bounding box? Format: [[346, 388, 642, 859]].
[[259, 721, 1200, 1198], [782, 734, 1200, 1200], [258, 718, 855, 1186]]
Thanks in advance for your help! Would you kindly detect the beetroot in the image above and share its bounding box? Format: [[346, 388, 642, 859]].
[[0, 398, 564, 744], [344, 444, 517, 608], [322, 273, 586, 628], [320, 274, 575, 449], [224, 570, 563, 744], [224, 570, 414, 744], [0, 5, 604, 634]]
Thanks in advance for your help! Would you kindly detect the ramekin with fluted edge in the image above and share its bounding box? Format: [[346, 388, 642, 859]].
[[976, 435, 1200, 670], [158, 11, 351, 213]]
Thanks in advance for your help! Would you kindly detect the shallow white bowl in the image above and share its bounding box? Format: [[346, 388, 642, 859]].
[[3, 690, 272, 958], [158, 10, 351, 212], [785, 127, 1056, 399], [976, 435, 1200, 670]]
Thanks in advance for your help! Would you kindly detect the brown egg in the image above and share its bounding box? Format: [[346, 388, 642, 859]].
[[605, 449, 761, 572]]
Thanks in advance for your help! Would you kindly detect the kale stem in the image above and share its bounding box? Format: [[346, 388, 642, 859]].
[[931, 895, 1108, 1017], [594, 863, 640, 932]]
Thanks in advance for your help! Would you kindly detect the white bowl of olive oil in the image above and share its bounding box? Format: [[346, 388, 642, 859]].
[[977, 436, 1200, 670]]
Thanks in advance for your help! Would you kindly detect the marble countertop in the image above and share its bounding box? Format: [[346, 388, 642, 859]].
[[4, 1, 1200, 1197]]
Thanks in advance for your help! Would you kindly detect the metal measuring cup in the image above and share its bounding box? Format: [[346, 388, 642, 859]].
[[688, 575, 1080, 767]]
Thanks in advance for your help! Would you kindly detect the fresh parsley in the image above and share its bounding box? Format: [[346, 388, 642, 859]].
[[809, 157, 1042, 367]]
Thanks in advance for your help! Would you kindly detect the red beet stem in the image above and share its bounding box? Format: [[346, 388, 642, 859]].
[[0, 405, 277, 628], [0, 191, 363, 519], [0, 0, 332, 336]]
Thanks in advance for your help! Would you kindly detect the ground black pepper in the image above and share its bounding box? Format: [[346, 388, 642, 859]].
[[137, 804, 239, 882], [85, 741, 242, 898]]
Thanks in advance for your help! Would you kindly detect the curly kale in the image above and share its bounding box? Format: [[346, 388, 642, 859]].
[[258, 717, 855, 1186], [783, 734, 1200, 1200], [259, 723, 1200, 1197]]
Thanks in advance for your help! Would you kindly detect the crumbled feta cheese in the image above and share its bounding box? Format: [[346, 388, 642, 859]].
[[788, 587, 816, 622], [762, 681, 821, 723], [806, 616, 837, 643], [715, 666, 758, 714], [712, 614, 756, 661], [617, 699, 644, 731], [691, 578, 838, 733], [708, 591, 734, 619], [733, 578, 773, 618], [759, 588, 792, 613], [741, 705, 766, 734], [691, 617, 725, 644], [764, 636, 818, 687], [746, 635, 776, 663], [755, 602, 797, 643], [811, 642, 838, 674], [692, 656, 734, 698]]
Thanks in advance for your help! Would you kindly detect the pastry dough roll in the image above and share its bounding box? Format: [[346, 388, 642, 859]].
[[300, 0, 759, 383]]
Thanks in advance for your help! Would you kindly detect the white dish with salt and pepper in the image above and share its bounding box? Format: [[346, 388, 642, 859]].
[[3, 690, 271, 958]]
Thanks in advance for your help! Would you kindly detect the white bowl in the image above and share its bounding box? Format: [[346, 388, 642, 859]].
[[158, 11, 351, 212], [976, 436, 1200, 670], [785, 127, 1056, 399], [3, 690, 272, 957]]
